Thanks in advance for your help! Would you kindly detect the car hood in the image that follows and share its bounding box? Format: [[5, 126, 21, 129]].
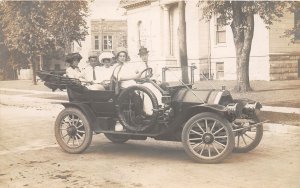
[[172, 88, 233, 105]]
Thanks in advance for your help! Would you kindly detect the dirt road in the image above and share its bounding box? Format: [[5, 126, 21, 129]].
[[0, 104, 299, 188]]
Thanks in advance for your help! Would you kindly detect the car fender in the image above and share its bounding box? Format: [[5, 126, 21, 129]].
[[184, 104, 229, 122], [58, 102, 98, 131]]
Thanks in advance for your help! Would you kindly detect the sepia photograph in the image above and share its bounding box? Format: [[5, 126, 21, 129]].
[[0, 0, 299, 187]]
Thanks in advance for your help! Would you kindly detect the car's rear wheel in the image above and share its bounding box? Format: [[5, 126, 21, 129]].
[[55, 108, 93, 154], [233, 114, 263, 153], [182, 112, 234, 164], [104, 134, 130, 143]]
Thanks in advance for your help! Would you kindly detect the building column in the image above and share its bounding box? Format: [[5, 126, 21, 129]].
[[163, 5, 171, 57]]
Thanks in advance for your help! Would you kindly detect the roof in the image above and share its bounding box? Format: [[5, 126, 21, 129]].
[[120, 0, 156, 9]]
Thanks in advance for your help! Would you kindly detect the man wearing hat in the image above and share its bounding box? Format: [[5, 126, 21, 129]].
[[138, 46, 149, 67], [137, 46, 163, 115], [82, 52, 105, 90], [138, 46, 162, 82]]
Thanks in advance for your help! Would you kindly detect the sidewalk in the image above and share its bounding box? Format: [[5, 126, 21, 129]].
[[1, 87, 300, 114], [194, 79, 300, 108], [2, 79, 299, 106]]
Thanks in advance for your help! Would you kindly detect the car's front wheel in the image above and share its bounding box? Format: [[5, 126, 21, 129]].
[[182, 112, 234, 163], [54, 108, 93, 154], [233, 114, 263, 153]]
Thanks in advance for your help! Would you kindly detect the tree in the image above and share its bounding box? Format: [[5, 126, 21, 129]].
[[198, 1, 293, 92], [178, 1, 189, 84], [283, 2, 300, 43], [0, 15, 28, 80], [0, 1, 48, 84], [0, 1, 88, 84], [44, 1, 88, 54]]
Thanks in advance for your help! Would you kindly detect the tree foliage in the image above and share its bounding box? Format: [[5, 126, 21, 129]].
[[198, 1, 294, 92], [199, 1, 291, 28], [0, 1, 89, 83], [283, 2, 300, 42], [44, 1, 89, 53]]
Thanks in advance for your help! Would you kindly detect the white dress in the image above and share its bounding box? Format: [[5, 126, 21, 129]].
[[114, 62, 163, 114], [66, 67, 85, 81]]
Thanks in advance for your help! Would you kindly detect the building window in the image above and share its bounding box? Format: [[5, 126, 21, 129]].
[[295, 8, 300, 40], [120, 35, 127, 48], [103, 35, 113, 50], [216, 18, 226, 44], [95, 36, 99, 50], [216, 62, 224, 80]]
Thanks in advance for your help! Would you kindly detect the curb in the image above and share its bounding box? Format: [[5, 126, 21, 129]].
[[0, 94, 65, 111], [0, 88, 66, 96], [261, 106, 300, 114], [263, 123, 300, 135]]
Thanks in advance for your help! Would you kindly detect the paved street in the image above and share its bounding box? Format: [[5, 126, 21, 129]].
[[0, 103, 300, 188]]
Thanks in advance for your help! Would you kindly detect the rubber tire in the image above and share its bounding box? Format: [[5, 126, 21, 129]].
[[55, 108, 93, 154], [104, 134, 130, 143], [182, 112, 235, 164], [117, 85, 159, 132], [233, 115, 263, 153]]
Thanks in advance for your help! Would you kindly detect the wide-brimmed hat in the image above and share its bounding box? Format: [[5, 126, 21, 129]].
[[138, 46, 149, 55], [99, 52, 114, 62], [65, 53, 82, 63]]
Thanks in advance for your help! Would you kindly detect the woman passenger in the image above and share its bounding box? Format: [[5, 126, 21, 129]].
[[65, 53, 85, 81]]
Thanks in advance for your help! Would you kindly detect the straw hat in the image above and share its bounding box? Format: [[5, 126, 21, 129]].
[[99, 52, 114, 62], [114, 47, 128, 57]]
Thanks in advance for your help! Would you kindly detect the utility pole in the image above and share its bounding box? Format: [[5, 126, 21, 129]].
[[178, 1, 189, 84]]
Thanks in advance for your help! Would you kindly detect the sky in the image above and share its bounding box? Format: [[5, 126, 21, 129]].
[[88, 0, 125, 20]]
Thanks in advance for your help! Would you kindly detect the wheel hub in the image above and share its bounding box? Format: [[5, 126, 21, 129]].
[[202, 133, 214, 144], [67, 126, 77, 137]]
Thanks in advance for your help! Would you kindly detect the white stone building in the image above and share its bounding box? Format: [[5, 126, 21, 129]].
[[120, 0, 300, 81]]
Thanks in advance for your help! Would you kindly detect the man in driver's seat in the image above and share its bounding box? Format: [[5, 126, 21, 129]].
[[138, 47, 163, 114]]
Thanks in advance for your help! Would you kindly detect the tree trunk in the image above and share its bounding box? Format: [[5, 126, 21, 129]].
[[178, 1, 189, 84], [231, 2, 254, 92], [39, 54, 43, 70], [29, 56, 37, 85]]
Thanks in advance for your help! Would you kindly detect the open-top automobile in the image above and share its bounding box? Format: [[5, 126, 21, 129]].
[[38, 66, 264, 163]]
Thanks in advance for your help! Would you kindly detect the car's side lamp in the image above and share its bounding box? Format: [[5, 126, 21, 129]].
[[226, 103, 243, 117], [243, 102, 262, 115]]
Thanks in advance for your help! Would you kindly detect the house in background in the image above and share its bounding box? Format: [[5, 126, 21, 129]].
[[40, 19, 127, 77], [90, 19, 127, 57], [120, 0, 300, 81]]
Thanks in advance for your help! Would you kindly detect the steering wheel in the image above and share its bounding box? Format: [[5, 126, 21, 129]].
[[139, 67, 153, 79], [101, 80, 111, 85]]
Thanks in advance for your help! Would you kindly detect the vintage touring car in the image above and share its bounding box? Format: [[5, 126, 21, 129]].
[[38, 66, 264, 164]]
